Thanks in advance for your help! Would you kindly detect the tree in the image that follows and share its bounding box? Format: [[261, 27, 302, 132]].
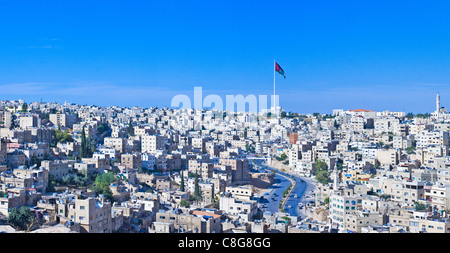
[[73, 173, 89, 187], [30, 155, 42, 167], [127, 120, 134, 137], [180, 170, 185, 192], [52, 129, 74, 147], [333, 120, 339, 129], [315, 159, 329, 184], [414, 202, 427, 211], [7, 206, 37, 231], [80, 126, 87, 158], [46, 174, 56, 192], [405, 146, 416, 154], [91, 172, 115, 202], [180, 200, 190, 208], [405, 112, 414, 120], [193, 172, 202, 201], [97, 123, 109, 135], [90, 137, 96, 154], [21, 103, 28, 112], [211, 185, 215, 204], [80, 126, 93, 158], [336, 159, 343, 170]]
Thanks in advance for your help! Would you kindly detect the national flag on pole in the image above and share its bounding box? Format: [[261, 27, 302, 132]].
[[275, 62, 286, 79]]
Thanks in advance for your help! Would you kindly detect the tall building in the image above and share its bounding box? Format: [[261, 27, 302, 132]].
[[49, 113, 77, 128], [141, 134, 165, 153], [437, 92, 441, 113]]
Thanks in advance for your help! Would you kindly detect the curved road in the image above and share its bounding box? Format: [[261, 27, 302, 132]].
[[251, 158, 316, 219]]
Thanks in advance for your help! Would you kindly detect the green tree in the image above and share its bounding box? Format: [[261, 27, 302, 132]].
[[414, 202, 427, 211], [7, 206, 37, 231], [46, 174, 56, 192], [315, 159, 328, 171], [405, 146, 416, 154], [97, 123, 109, 135], [315, 159, 329, 184], [193, 172, 202, 201], [30, 155, 42, 167], [211, 185, 215, 204], [405, 112, 414, 119], [73, 173, 89, 187], [334, 120, 339, 129], [336, 159, 343, 170], [52, 129, 74, 147], [90, 137, 96, 154], [180, 200, 190, 208], [80, 126, 93, 158], [127, 120, 134, 137], [80, 126, 87, 158], [91, 172, 115, 202], [180, 170, 185, 192], [21, 103, 28, 112]]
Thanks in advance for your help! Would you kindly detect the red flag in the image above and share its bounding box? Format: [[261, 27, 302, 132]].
[[275, 62, 286, 79]]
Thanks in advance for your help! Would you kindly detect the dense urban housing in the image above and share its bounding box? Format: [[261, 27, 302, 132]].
[[0, 94, 450, 233]]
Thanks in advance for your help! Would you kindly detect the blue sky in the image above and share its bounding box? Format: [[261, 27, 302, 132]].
[[0, 1, 449, 114]]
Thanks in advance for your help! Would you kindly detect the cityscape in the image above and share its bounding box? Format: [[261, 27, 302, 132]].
[[1, 94, 450, 235], [1, 2, 450, 250]]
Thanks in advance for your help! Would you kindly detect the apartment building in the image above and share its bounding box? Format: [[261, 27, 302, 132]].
[[0, 188, 26, 217], [19, 115, 40, 129], [219, 158, 250, 183], [425, 184, 450, 211], [104, 137, 126, 154], [343, 211, 387, 233], [416, 130, 449, 148], [13, 166, 49, 193], [121, 153, 141, 169], [328, 186, 366, 231], [154, 209, 222, 233], [61, 196, 113, 233], [41, 159, 76, 181], [376, 149, 399, 166], [188, 160, 213, 179], [49, 113, 77, 128], [220, 190, 258, 222], [141, 134, 165, 153]]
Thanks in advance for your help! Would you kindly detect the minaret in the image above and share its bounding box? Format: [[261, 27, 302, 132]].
[[333, 162, 339, 189], [437, 92, 440, 113]]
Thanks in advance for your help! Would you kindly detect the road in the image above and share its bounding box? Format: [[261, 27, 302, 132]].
[[282, 174, 316, 218], [250, 158, 316, 219]]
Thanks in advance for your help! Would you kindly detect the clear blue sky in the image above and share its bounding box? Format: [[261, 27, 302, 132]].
[[0, 0, 449, 114]]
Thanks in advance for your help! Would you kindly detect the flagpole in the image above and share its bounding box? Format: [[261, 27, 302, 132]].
[[273, 59, 276, 113]]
